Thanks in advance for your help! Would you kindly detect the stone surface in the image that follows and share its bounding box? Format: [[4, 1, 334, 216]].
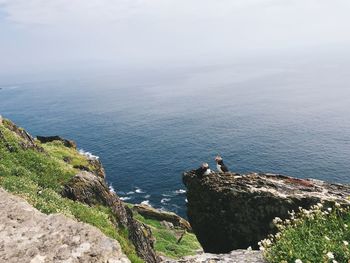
[[183, 171, 350, 253], [0, 188, 130, 263], [162, 250, 264, 263], [62, 171, 160, 263], [36, 135, 77, 148], [133, 204, 192, 232]]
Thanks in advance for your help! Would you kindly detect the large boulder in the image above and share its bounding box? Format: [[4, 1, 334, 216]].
[[0, 188, 130, 263], [183, 171, 350, 253]]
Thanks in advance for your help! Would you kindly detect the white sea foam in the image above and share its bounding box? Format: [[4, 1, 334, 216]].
[[120, 196, 131, 201], [78, 149, 99, 160], [127, 191, 135, 195], [185, 198, 188, 203], [174, 189, 186, 194], [109, 184, 116, 194], [135, 188, 145, 194], [141, 200, 151, 206], [161, 198, 171, 204], [144, 194, 151, 198], [162, 193, 172, 197]]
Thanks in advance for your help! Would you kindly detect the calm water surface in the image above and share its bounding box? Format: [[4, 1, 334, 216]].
[[1, 57, 350, 217]]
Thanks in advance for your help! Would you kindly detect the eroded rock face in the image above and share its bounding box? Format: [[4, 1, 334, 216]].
[[183, 171, 350, 253], [0, 188, 130, 263], [62, 172, 160, 263]]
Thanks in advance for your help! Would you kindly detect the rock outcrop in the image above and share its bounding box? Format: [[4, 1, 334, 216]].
[[36, 135, 77, 148], [62, 171, 160, 263], [163, 250, 264, 263], [183, 171, 350, 253], [133, 204, 192, 232], [0, 188, 130, 263]]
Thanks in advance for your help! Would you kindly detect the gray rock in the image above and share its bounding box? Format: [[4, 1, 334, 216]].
[[162, 250, 265, 263], [0, 188, 130, 263]]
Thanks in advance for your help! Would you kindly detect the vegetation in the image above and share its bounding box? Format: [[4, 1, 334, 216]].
[[262, 203, 350, 263], [133, 211, 201, 258], [0, 120, 143, 263], [0, 118, 201, 262]]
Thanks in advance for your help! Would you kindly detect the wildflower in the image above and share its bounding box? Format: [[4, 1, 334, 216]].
[[259, 246, 265, 251], [326, 252, 334, 259], [332, 260, 338, 263], [343, 240, 349, 246], [327, 207, 332, 212], [325, 236, 330, 241], [345, 224, 348, 228], [295, 259, 302, 263], [273, 217, 282, 224]]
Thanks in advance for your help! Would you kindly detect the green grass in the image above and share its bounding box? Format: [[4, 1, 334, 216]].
[[0, 121, 143, 263], [0, 119, 201, 261], [262, 204, 350, 263], [133, 212, 201, 258]]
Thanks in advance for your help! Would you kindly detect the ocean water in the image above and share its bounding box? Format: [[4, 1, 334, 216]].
[[1, 56, 350, 217]]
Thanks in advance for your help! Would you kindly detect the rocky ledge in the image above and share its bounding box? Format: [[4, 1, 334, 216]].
[[183, 171, 350, 253], [0, 188, 130, 263], [163, 250, 264, 263]]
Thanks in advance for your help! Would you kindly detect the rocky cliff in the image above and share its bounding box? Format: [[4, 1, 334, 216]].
[[183, 171, 350, 253]]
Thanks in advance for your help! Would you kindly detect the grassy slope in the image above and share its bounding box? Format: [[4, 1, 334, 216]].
[[132, 210, 201, 259], [0, 119, 201, 261], [0, 120, 142, 263]]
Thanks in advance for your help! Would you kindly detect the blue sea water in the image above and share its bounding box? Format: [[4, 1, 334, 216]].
[[1, 56, 350, 217]]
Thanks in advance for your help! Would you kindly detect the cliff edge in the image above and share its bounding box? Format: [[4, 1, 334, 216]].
[[183, 171, 350, 253]]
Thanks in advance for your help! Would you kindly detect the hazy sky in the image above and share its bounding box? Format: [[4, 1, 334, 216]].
[[1, 0, 350, 74]]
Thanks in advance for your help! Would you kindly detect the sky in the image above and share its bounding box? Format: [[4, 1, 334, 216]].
[[0, 0, 350, 75]]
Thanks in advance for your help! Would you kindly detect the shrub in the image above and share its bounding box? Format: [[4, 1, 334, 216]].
[[262, 203, 350, 263]]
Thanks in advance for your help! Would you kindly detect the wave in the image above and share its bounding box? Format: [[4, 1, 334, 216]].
[[161, 198, 171, 204], [135, 187, 145, 194], [185, 198, 188, 203], [126, 191, 135, 195], [120, 196, 132, 201], [174, 189, 186, 194], [141, 200, 151, 206], [78, 149, 99, 160], [161, 193, 173, 197], [109, 184, 116, 194], [144, 194, 151, 198]]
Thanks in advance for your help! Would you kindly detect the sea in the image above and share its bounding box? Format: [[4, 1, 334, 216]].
[[1, 54, 350, 218]]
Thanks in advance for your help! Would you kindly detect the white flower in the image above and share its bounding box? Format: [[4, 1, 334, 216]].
[[345, 224, 348, 228], [295, 259, 302, 263], [327, 207, 332, 212], [325, 236, 330, 241], [326, 252, 334, 259], [317, 203, 323, 208], [259, 246, 265, 251], [247, 246, 252, 251], [343, 240, 349, 246], [332, 260, 338, 263]]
